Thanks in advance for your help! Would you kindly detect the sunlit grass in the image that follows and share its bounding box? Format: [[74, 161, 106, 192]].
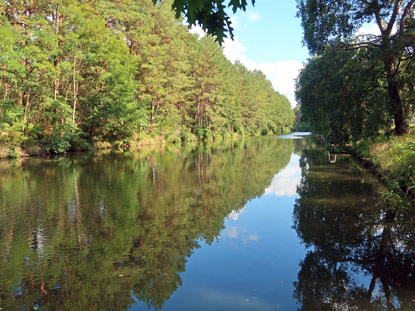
[[355, 129, 415, 201]]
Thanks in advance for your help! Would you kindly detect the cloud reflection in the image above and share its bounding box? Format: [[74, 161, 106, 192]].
[[264, 154, 301, 197], [221, 227, 260, 244], [223, 226, 239, 239], [247, 234, 260, 241], [242, 234, 260, 244], [228, 208, 246, 221]]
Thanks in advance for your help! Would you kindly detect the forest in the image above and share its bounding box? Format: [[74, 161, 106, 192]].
[[295, 0, 415, 144], [0, 0, 294, 155]]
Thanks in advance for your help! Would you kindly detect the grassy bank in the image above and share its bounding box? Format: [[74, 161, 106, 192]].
[[353, 131, 415, 205]]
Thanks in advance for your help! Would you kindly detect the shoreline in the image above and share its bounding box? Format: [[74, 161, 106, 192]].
[[0, 131, 291, 160], [327, 134, 415, 207]]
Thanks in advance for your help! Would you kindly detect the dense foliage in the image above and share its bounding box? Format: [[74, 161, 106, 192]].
[[0, 0, 294, 154], [296, 0, 415, 142]]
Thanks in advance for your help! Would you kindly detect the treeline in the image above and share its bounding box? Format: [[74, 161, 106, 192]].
[[0, 0, 294, 154], [295, 0, 415, 144]]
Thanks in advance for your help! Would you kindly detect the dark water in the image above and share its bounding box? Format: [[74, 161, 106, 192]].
[[1, 133, 415, 310]]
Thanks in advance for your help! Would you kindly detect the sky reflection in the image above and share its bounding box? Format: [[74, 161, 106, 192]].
[[264, 154, 301, 197]]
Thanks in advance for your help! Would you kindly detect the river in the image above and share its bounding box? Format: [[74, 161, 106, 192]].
[[0, 133, 414, 310]]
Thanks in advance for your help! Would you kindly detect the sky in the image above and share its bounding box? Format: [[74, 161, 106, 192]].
[[190, 1, 309, 107], [190, 1, 378, 108], [221, 1, 309, 108]]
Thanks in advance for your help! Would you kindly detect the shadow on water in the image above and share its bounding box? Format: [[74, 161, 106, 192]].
[[0, 137, 294, 310], [293, 136, 415, 311]]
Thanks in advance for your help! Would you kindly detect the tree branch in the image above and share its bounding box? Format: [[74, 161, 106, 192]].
[[337, 39, 382, 50], [373, 1, 387, 34], [399, 0, 415, 33], [385, 0, 403, 36]]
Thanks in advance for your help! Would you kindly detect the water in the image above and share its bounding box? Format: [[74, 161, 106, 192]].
[[0, 133, 414, 310]]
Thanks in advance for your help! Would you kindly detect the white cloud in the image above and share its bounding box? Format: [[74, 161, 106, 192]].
[[247, 13, 262, 21], [242, 234, 260, 244], [189, 25, 206, 38], [356, 23, 397, 38], [356, 23, 381, 37], [223, 36, 247, 61], [256, 61, 303, 107], [222, 226, 260, 244], [223, 36, 303, 107]]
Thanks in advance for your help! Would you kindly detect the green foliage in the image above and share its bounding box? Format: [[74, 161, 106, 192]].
[[296, 0, 415, 136], [181, 130, 197, 142], [154, 0, 256, 43], [0, 0, 294, 156], [366, 133, 415, 201], [293, 105, 310, 131], [296, 48, 392, 144]]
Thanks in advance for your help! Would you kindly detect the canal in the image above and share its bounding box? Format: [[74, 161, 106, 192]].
[[0, 133, 414, 310]]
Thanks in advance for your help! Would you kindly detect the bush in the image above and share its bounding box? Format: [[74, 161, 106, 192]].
[[166, 132, 181, 144], [181, 131, 197, 143]]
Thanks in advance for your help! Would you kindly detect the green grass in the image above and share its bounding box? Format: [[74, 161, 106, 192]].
[[354, 130, 415, 204]]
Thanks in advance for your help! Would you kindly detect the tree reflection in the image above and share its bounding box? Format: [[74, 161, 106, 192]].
[[0, 137, 293, 310], [293, 146, 415, 310]]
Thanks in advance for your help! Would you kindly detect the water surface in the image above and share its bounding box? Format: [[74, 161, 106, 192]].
[[1, 133, 414, 310]]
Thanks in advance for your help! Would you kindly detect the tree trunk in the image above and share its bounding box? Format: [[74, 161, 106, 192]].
[[72, 57, 77, 127], [151, 96, 155, 125], [388, 78, 408, 135], [385, 60, 408, 135], [129, 40, 134, 55]]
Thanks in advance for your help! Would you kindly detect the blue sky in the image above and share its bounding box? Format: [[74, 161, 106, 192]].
[[190, 1, 308, 107], [227, 1, 309, 63], [191, 1, 377, 108], [223, 0, 309, 108]]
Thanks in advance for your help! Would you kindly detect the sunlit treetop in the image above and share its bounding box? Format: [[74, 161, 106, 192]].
[[152, 0, 256, 43]]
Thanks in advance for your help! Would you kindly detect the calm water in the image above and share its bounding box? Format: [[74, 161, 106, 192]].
[[1, 133, 415, 310]]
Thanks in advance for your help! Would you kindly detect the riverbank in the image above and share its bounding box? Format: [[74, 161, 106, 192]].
[[351, 132, 415, 206], [0, 131, 258, 159]]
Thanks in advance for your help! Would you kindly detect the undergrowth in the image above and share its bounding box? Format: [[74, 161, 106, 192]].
[[354, 131, 415, 205]]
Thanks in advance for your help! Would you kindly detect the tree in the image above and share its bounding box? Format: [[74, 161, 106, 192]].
[[1, 0, 293, 154], [152, 0, 256, 43], [296, 0, 415, 135], [296, 48, 391, 143]]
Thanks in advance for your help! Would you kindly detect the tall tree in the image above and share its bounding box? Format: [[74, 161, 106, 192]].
[[297, 0, 415, 135], [1, 0, 294, 154], [296, 48, 392, 143]]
